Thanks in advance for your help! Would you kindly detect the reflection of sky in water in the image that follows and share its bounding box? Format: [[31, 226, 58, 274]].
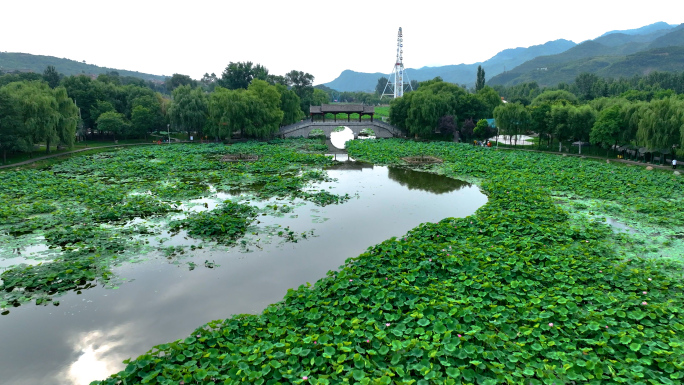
[[604, 217, 638, 234], [0, 236, 54, 270], [61, 328, 130, 385], [330, 127, 354, 149], [0, 165, 487, 385]]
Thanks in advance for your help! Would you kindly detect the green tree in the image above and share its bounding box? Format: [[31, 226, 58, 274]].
[[62, 74, 127, 129], [475, 86, 502, 117], [473, 119, 494, 141], [590, 105, 622, 152], [0, 86, 31, 163], [90, 100, 115, 127], [130, 94, 164, 135], [405, 79, 467, 137], [637, 97, 684, 150], [207, 81, 284, 140], [277, 85, 304, 126], [219, 62, 269, 90], [131, 105, 156, 138], [310, 88, 330, 106], [475, 65, 485, 92], [493, 103, 529, 146], [409, 79, 419, 93], [200, 73, 218, 92], [97, 72, 122, 86], [53, 86, 78, 149], [549, 104, 574, 151], [96, 111, 128, 140], [43, 65, 60, 89], [168, 85, 208, 138], [285, 70, 317, 114], [531, 90, 578, 106], [244, 80, 283, 139], [568, 104, 597, 154], [389, 92, 412, 132], [4, 81, 61, 153], [165, 74, 197, 92], [208, 87, 239, 140], [573, 73, 602, 101], [376, 77, 389, 96], [528, 102, 552, 148]]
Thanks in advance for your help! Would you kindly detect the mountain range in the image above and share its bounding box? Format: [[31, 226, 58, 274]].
[[2, 21, 682, 91], [323, 22, 683, 92], [489, 23, 684, 86]]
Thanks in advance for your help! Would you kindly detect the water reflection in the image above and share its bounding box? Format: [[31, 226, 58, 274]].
[[327, 161, 373, 171], [61, 328, 129, 385], [604, 217, 638, 233], [387, 167, 471, 194], [0, 166, 487, 385]]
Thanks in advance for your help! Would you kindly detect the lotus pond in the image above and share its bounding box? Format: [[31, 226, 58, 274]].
[[0, 140, 488, 384], [3, 138, 684, 384]]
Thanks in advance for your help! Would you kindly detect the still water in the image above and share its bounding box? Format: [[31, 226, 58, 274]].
[[0, 163, 487, 385]]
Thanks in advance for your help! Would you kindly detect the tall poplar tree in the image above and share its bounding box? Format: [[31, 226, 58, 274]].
[[475, 65, 485, 92]]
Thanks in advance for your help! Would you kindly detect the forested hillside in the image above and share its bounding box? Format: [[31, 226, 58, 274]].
[[490, 24, 684, 87], [0, 52, 166, 82]]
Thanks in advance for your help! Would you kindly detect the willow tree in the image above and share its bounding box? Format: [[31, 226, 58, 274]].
[[277, 85, 304, 126], [169, 85, 208, 139], [243, 80, 283, 139], [493, 102, 529, 146], [404, 80, 466, 138], [637, 97, 684, 150], [208, 80, 283, 140], [4, 81, 60, 154], [53, 86, 78, 149], [208, 87, 246, 140]]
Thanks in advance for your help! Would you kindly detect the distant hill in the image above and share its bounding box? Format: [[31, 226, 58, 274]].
[[0, 52, 166, 82], [598, 21, 677, 38], [597, 46, 684, 77], [489, 23, 684, 87], [649, 24, 684, 49], [323, 39, 576, 92], [593, 26, 676, 48]]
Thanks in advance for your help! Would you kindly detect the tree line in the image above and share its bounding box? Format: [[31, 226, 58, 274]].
[[0, 62, 333, 162], [385, 69, 684, 156], [492, 76, 684, 155]]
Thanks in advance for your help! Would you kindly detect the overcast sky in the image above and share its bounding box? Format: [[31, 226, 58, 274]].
[[2, 0, 682, 85]]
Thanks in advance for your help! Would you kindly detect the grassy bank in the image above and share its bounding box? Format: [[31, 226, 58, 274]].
[[93, 139, 684, 385]]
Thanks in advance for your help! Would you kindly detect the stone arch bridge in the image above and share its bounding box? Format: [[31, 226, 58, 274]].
[[279, 120, 403, 139]]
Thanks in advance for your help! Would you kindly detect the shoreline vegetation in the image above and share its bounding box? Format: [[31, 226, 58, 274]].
[[88, 139, 684, 385]]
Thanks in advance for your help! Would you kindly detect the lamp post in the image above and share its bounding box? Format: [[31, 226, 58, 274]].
[[167, 124, 170, 144]]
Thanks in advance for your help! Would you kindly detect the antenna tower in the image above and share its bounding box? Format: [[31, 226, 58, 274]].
[[381, 27, 412, 99]]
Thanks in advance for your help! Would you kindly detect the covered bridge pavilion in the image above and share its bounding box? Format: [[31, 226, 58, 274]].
[[309, 104, 375, 122]]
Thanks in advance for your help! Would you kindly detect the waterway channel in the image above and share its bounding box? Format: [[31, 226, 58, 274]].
[[0, 162, 487, 385]]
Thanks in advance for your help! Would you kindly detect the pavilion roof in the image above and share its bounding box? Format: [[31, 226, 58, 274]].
[[310, 104, 375, 114]]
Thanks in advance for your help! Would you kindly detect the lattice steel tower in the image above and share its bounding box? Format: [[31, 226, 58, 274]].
[[382, 27, 412, 99]]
